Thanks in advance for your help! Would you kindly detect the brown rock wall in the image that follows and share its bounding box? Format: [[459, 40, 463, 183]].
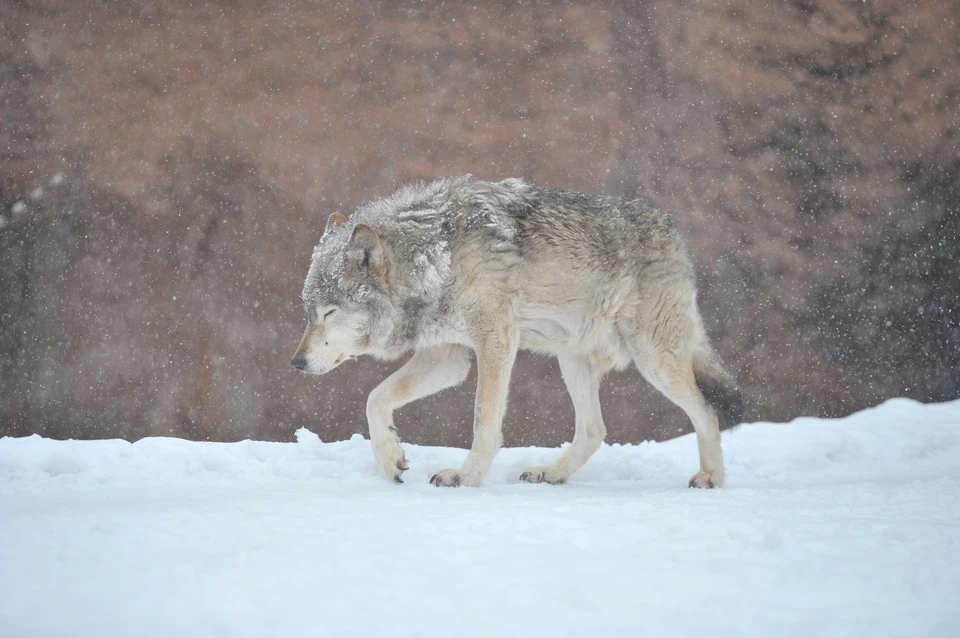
[[1, 0, 958, 446]]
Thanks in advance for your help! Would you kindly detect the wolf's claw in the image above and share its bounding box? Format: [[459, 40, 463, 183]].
[[688, 470, 721, 488], [519, 466, 566, 484], [430, 469, 464, 487], [519, 471, 543, 483]]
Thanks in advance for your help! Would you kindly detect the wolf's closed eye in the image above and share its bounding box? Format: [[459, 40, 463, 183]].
[[323, 309, 336, 320]]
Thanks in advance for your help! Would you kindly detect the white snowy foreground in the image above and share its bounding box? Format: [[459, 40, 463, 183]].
[[2, 399, 959, 638]]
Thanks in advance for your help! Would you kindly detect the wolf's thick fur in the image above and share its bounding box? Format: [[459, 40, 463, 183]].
[[293, 176, 743, 488]]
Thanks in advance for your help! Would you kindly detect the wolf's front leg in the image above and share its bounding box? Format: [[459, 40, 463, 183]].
[[366, 345, 472, 482], [430, 324, 518, 487]]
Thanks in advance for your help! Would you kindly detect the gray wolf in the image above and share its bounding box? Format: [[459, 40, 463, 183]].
[[291, 176, 743, 488]]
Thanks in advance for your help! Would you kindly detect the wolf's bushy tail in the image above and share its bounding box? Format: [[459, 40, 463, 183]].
[[693, 349, 744, 430]]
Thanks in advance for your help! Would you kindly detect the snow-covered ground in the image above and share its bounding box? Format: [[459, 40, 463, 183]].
[[2, 398, 959, 638]]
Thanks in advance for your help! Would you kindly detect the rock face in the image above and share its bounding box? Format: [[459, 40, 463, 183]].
[[1, 0, 958, 446]]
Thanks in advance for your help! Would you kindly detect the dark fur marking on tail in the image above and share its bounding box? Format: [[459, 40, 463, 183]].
[[695, 373, 744, 431]]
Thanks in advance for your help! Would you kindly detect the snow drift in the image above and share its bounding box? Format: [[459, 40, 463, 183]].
[[2, 398, 959, 637]]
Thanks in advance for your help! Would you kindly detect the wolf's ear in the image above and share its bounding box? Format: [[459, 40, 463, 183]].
[[346, 224, 387, 281], [324, 212, 348, 235]]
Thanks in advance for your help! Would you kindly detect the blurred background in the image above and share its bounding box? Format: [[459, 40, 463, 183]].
[[1, 0, 958, 447]]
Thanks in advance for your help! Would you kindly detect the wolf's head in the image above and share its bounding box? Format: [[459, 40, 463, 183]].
[[291, 213, 395, 374]]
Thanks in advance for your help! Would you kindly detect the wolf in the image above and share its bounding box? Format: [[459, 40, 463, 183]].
[[292, 176, 743, 488]]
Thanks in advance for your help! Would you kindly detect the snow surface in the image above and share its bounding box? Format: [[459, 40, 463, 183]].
[[2, 398, 959, 638]]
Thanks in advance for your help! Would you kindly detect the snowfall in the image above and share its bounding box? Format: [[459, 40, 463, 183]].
[[1, 398, 959, 638]]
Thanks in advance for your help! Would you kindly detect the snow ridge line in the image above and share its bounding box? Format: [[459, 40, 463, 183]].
[[1, 398, 958, 490]]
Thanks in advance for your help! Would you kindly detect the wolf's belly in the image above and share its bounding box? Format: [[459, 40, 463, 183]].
[[514, 303, 628, 361], [517, 315, 571, 351]]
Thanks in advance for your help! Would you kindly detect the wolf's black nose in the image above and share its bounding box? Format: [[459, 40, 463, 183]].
[[290, 354, 307, 371]]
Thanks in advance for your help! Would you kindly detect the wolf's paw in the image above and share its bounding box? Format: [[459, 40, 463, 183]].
[[688, 470, 723, 489], [372, 432, 408, 484], [429, 468, 480, 487], [519, 465, 567, 485]]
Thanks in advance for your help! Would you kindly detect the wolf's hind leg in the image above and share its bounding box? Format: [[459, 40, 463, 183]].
[[520, 353, 608, 484], [634, 348, 725, 488], [367, 344, 471, 482]]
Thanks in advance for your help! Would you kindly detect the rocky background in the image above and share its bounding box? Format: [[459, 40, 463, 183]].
[[2, 0, 958, 447]]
